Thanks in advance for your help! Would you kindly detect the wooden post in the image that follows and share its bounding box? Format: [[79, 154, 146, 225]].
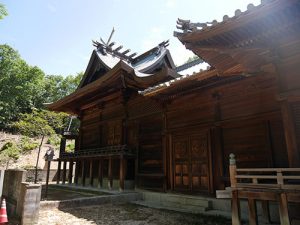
[[68, 160, 73, 184], [281, 101, 300, 167], [57, 160, 61, 184], [74, 160, 79, 185], [62, 160, 67, 184], [45, 160, 51, 199], [82, 160, 86, 186], [108, 157, 113, 189], [232, 190, 241, 225], [262, 200, 271, 224], [229, 153, 237, 188], [98, 158, 103, 188], [230, 154, 241, 225], [248, 199, 258, 225], [119, 156, 126, 191], [90, 160, 94, 186], [278, 193, 291, 225]]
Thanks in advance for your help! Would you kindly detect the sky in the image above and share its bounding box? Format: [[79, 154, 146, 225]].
[[1, 0, 260, 76]]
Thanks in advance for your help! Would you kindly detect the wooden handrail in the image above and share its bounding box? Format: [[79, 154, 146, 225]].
[[229, 154, 300, 191], [228, 154, 300, 225]]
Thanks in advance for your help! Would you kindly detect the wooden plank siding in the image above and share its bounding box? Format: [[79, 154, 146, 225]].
[[73, 70, 288, 193]]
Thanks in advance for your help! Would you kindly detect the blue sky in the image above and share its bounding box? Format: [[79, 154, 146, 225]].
[[1, 0, 260, 76]]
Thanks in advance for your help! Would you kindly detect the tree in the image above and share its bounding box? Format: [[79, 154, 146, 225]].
[[0, 45, 45, 129], [0, 4, 8, 20], [13, 110, 55, 183], [42, 72, 83, 103], [185, 55, 199, 63]]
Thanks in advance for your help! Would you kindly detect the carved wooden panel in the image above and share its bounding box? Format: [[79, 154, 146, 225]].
[[106, 120, 122, 146], [190, 135, 209, 191], [172, 133, 210, 192]]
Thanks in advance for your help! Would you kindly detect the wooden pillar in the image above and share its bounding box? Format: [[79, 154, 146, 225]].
[[211, 126, 224, 191], [248, 199, 258, 225], [162, 111, 167, 192], [62, 160, 67, 184], [278, 193, 291, 225], [262, 200, 271, 224], [281, 101, 300, 167], [45, 160, 51, 198], [59, 137, 66, 158], [90, 160, 94, 186], [108, 157, 113, 189], [82, 160, 86, 186], [56, 160, 61, 184], [74, 160, 79, 185], [169, 134, 173, 191], [230, 154, 241, 225], [98, 158, 103, 188], [229, 154, 237, 188], [119, 156, 126, 191], [231, 190, 241, 225], [68, 160, 73, 184]]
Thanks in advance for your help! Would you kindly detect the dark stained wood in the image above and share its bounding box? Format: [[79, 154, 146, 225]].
[[281, 100, 300, 167], [82, 160, 86, 186], [89, 159, 94, 186], [119, 157, 126, 191], [278, 193, 291, 225], [74, 160, 79, 185], [68, 160, 73, 184], [261, 201, 271, 224], [108, 157, 113, 189], [248, 199, 258, 225], [57, 160, 61, 184], [231, 190, 241, 225], [62, 161, 67, 184], [98, 158, 103, 188]]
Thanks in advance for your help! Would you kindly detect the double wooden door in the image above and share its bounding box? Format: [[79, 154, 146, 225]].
[[172, 132, 210, 192]]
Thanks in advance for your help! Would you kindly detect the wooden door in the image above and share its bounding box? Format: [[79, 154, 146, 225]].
[[190, 134, 210, 191], [172, 133, 210, 192], [173, 137, 190, 191]]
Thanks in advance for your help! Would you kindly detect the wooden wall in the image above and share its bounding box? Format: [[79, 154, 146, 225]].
[[165, 72, 288, 192], [77, 71, 289, 193]]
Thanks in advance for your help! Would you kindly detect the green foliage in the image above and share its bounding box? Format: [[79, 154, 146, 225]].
[[20, 136, 38, 152], [0, 45, 46, 128], [185, 55, 199, 63], [0, 141, 21, 160], [0, 4, 8, 20], [43, 72, 83, 103], [47, 134, 61, 147], [65, 140, 75, 153], [0, 44, 83, 132], [13, 109, 55, 137]]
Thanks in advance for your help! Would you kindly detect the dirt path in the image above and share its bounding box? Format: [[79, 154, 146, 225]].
[[38, 203, 231, 225]]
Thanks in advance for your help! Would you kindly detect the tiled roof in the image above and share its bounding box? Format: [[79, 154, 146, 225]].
[[174, 0, 275, 38]]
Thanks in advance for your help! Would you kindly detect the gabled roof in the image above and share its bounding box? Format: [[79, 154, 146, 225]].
[[78, 40, 177, 89]]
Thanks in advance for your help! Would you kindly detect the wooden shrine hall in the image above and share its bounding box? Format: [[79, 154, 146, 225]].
[[48, 0, 300, 198]]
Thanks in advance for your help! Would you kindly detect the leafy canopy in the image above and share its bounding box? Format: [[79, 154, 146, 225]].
[[0, 4, 8, 20]]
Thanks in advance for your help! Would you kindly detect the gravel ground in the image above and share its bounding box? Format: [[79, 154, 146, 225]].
[[37, 203, 231, 225]]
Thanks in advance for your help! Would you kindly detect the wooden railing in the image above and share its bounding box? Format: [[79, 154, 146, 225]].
[[60, 145, 136, 158], [229, 153, 300, 225]]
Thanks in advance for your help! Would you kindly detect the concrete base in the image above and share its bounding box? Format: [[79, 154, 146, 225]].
[[18, 183, 42, 225], [134, 191, 212, 214], [41, 192, 142, 209]]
